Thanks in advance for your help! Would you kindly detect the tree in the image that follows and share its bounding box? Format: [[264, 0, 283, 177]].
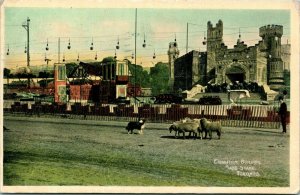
[[4, 68, 11, 78], [38, 71, 52, 88], [38, 71, 50, 78], [128, 63, 151, 88], [102, 56, 116, 63], [149, 62, 170, 95], [16, 73, 22, 81], [4, 68, 11, 85], [66, 63, 78, 77]]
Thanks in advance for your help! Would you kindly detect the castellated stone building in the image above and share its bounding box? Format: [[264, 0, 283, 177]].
[[168, 20, 289, 92], [172, 50, 207, 91]]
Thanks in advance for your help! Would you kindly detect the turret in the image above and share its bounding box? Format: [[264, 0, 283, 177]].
[[259, 24, 283, 59], [168, 41, 180, 90], [206, 20, 224, 81], [259, 24, 284, 90]]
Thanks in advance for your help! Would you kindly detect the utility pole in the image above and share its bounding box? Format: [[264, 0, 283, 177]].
[[134, 8, 137, 104], [22, 17, 30, 88], [186, 22, 205, 54], [186, 23, 188, 54], [44, 56, 51, 89], [58, 37, 61, 63]]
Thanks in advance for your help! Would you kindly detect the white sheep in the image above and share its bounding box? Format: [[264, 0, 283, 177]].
[[169, 121, 202, 139], [190, 118, 204, 138], [200, 118, 222, 139], [169, 121, 184, 138], [180, 117, 194, 123], [169, 119, 189, 138], [181, 117, 202, 123], [171, 118, 203, 138]]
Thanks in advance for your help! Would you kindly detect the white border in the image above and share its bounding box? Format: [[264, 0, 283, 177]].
[[0, 0, 299, 193]]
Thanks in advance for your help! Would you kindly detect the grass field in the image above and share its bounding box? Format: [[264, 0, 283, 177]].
[[3, 116, 289, 186]]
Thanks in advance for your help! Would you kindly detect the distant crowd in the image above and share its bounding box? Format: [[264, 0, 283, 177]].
[[205, 82, 262, 93]]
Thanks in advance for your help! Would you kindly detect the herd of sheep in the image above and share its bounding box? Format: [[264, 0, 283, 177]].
[[125, 117, 222, 140], [169, 118, 222, 140]]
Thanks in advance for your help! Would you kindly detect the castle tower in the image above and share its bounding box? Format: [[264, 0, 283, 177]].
[[168, 41, 179, 91], [259, 24, 285, 91], [206, 20, 223, 81], [281, 40, 290, 71]]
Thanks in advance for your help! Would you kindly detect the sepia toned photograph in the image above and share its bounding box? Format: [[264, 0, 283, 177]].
[[1, 0, 299, 193]]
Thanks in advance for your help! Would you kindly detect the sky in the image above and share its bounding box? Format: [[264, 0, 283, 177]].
[[3, 7, 290, 69]]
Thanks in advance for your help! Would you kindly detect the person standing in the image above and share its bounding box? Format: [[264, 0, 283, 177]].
[[278, 97, 288, 133]]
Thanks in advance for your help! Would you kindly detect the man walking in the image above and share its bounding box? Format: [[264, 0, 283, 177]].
[[278, 97, 288, 133]]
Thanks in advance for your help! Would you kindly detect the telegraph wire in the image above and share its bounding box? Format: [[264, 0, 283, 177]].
[[3, 20, 291, 68]]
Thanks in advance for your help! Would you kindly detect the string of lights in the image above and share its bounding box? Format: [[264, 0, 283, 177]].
[[4, 31, 290, 52], [3, 23, 290, 45], [4, 21, 291, 68]]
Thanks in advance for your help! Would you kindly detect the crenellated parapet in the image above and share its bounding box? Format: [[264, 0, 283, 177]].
[[215, 46, 257, 61], [259, 24, 283, 38], [207, 20, 223, 37], [207, 20, 224, 74], [258, 24, 284, 90]]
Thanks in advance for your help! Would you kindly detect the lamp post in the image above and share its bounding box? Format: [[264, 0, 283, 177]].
[[44, 53, 51, 89], [186, 23, 188, 54], [58, 37, 61, 63], [22, 17, 30, 88], [186, 22, 206, 54], [134, 8, 137, 104], [79, 65, 83, 103]]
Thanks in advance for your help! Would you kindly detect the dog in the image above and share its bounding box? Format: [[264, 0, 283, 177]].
[[126, 119, 146, 134]]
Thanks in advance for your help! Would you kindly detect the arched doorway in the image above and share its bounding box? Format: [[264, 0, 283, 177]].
[[225, 66, 246, 83]]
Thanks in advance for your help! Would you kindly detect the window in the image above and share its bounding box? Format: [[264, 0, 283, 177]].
[[58, 86, 67, 102], [119, 63, 124, 75], [58, 85, 66, 95], [57, 65, 66, 80]]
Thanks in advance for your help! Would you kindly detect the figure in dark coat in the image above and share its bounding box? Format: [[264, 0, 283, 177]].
[[278, 97, 287, 133]]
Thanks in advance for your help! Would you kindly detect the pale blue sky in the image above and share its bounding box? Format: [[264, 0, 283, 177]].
[[4, 8, 290, 68]]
